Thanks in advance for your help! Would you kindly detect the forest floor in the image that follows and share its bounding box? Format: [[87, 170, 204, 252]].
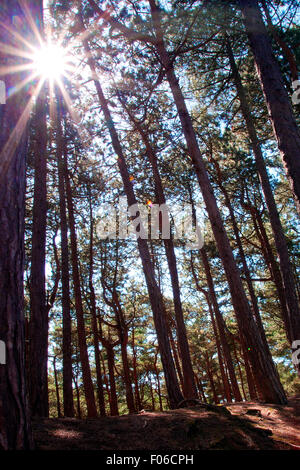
[[32, 396, 300, 451]]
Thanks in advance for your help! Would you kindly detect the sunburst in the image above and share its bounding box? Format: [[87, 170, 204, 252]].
[[0, 4, 78, 175]]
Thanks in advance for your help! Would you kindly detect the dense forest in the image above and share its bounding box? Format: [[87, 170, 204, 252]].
[[0, 0, 300, 452]]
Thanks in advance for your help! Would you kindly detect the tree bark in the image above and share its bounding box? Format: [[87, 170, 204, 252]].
[[88, 197, 106, 417], [56, 96, 74, 418], [53, 357, 62, 418], [105, 343, 119, 416], [226, 37, 300, 365], [204, 352, 219, 404], [81, 26, 183, 408], [28, 86, 48, 418], [0, 1, 36, 449], [128, 118, 197, 399], [147, 0, 286, 404], [238, 0, 300, 214], [64, 158, 97, 417], [131, 328, 142, 411], [28, 0, 49, 419]]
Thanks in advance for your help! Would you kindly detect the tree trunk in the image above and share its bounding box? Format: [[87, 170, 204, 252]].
[[226, 37, 300, 364], [188, 189, 242, 402], [247, 203, 292, 336], [260, 0, 298, 82], [81, 27, 183, 409], [56, 94, 74, 418], [148, 0, 286, 405], [120, 338, 136, 414], [121, 114, 196, 399], [64, 159, 97, 417], [189, 253, 232, 401], [238, 0, 300, 214], [0, 1, 36, 449], [105, 344, 119, 416], [88, 198, 106, 417], [28, 0, 49, 419], [194, 373, 207, 403], [28, 85, 48, 418], [73, 375, 82, 419], [208, 299, 232, 402], [204, 352, 219, 404], [53, 357, 62, 418], [131, 328, 142, 411], [210, 156, 271, 351], [168, 325, 184, 392]]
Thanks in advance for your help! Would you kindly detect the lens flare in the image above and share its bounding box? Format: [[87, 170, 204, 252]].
[[32, 43, 68, 81]]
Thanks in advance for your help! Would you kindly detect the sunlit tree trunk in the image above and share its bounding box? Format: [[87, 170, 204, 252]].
[[238, 0, 300, 214]]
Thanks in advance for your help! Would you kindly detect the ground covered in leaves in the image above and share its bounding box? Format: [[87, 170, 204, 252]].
[[32, 397, 300, 451]]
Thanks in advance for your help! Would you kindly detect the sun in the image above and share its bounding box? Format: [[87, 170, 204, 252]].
[[32, 42, 69, 81]]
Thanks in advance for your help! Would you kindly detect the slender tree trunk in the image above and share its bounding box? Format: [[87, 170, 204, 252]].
[[242, 344, 259, 401], [194, 373, 207, 403], [120, 334, 136, 414], [188, 189, 242, 402], [100, 348, 111, 408], [168, 326, 184, 392], [199, 249, 242, 402], [122, 115, 196, 399], [29, 85, 48, 417], [208, 298, 232, 402], [73, 375, 82, 419], [131, 328, 142, 411], [28, 0, 49, 418], [0, 1, 36, 449], [149, 375, 155, 410], [211, 157, 271, 349], [81, 28, 183, 408], [226, 38, 300, 363], [247, 203, 292, 335], [154, 360, 163, 411], [56, 95, 74, 418], [53, 357, 62, 418], [147, 0, 286, 404], [105, 344, 119, 416], [204, 352, 219, 404], [88, 198, 106, 417], [260, 0, 298, 82], [64, 159, 97, 417], [238, 0, 300, 214]]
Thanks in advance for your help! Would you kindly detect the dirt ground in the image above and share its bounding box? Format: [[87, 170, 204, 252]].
[[225, 396, 300, 449], [32, 397, 300, 451]]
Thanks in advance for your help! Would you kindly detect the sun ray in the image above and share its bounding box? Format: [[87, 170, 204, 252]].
[[0, 40, 35, 61], [18, 0, 44, 49], [0, 63, 36, 76], [56, 77, 80, 124], [6, 71, 40, 99], [0, 20, 38, 55], [0, 78, 45, 184]]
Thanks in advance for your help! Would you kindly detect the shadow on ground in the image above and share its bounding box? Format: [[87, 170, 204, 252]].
[[32, 400, 300, 450]]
